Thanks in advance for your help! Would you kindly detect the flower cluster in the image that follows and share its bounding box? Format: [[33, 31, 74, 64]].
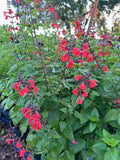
[[20, 104, 42, 130], [14, 79, 39, 96], [73, 73, 98, 104]]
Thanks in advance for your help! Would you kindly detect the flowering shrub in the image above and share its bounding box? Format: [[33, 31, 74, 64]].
[[0, 0, 120, 160]]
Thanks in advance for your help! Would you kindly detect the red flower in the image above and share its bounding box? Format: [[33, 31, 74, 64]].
[[87, 56, 93, 62], [74, 74, 83, 81], [14, 82, 22, 90], [62, 29, 66, 34], [68, 59, 74, 68], [77, 96, 83, 104], [79, 81, 86, 90], [72, 47, 81, 56], [72, 88, 78, 95], [17, 0, 20, 1], [37, 120, 42, 130], [88, 79, 97, 88], [33, 86, 39, 93], [19, 149, 25, 157], [15, 27, 18, 30], [103, 66, 108, 71], [55, 14, 58, 17], [16, 140, 22, 148], [83, 43, 89, 50], [8, 27, 11, 31], [7, 139, 14, 144], [57, 45, 66, 52], [27, 154, 31, 160], [34, 0, 37, 4], [5, 16, 9, 20], [9, 9, 13, 14], [28, 80, 36, 87], [101, 34, 105, 38], [43, 7, 46, 10], [78, 59, 84, 65], [36, 8, 39, 10], [98, 51, 103, 55], [49, 6, 54, 12], [95, 64, 98, 68], [61, 52, 68, 62], [82, 90, 88, 97], [10, 36, 14, 39], [61, 39, 67, 45], [15, 16, 18, 20]]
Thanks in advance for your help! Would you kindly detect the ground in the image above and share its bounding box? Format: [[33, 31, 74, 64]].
[[0, 121, 22, 160]]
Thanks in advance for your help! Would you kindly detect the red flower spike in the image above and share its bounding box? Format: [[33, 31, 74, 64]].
[[77, 96, 83, 104], [103, 66, 108, 71], [79, 81, 86, 90], [68, 59, 74, 68], [16, 140, 22, 148], [19, 149, 25, 157], [24, 110, 31, 118], [72, 88, 78, 95]]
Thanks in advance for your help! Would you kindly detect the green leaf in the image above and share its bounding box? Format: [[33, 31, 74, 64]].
[[91, 108, 99, 117], [58, 150, 74, 160], [118, 113, 120, 125], [89, 122, 97, 132], [48, 110, 59, 129], [26, 133, 39, 149], [74, 111, 88, 124], [59, 121, 66, 132], [63, 126, 74, 140], [103, 129, 113, 139], [69, 138, 86, 153], [92, 142, 107, 153], [104, 109, 118, 122], [102, 138, 120, 147]]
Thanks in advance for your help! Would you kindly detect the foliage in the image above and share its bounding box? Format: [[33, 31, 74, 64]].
[[0, 0, 120, 160]]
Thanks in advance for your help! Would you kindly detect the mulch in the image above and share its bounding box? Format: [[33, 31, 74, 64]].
[[0, 121, 22, 160]]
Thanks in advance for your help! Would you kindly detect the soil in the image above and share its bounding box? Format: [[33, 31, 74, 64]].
[[0, 121, 22, 160]]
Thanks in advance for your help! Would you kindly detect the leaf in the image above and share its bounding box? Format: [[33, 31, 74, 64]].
[[89, 122, 97, 132], [59, 121, 66, 132], [103, 129, 113, 139], [63, 126, 74, 140], [104, 109, 118, 122], [69, 138, 86, 153], [58, 150, 74, 160], [92, 142, 107, 153], [74, 111, 88, 124], [91, 108, 99, 117], [102, 138, 120, 147], [26, 133, 39, 149], [118, 113, 120, 125], [48, 110, 59, 129]]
